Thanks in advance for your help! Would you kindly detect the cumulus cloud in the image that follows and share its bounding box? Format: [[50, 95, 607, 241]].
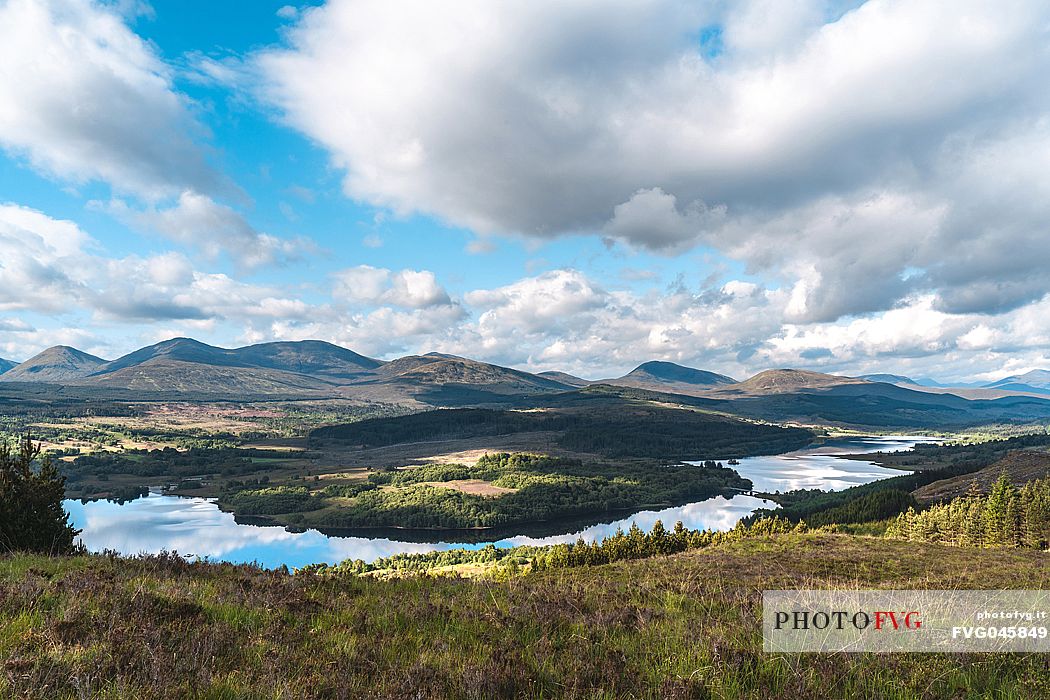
[[0, 1, 313, 271], [0, 203, 312, 335], [0, 203, 93, 312], [256, 0, 1050, 320], [109, 191, 316, 269], [0, 0, 227, 199], [443, 269, 790, 374], [333, 265, 453, 308], [7, 201, 1050, 381]]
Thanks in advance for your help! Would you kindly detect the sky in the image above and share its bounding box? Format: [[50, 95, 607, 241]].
[[1, 0, 1049, 382]]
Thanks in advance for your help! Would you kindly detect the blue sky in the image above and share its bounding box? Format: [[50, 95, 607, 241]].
[[2, 0, 1050, 382]]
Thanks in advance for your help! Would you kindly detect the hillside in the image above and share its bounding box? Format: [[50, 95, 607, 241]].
[[725, 368, 865, 394], [912, 449, 1050, 503], [1, 535, 1047, 699], [0, 357, 15, 374], [362, 353, 574, 404], [536, 370, 590, 387], [0, 346, 107, 383], [233, 340, 381, 380], [605, 361, 736, 395], [82, 338, 336, 394]]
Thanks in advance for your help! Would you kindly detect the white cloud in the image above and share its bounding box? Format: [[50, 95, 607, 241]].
[[109, 191, 315, 269], [333, 265, 452, 308], [0, 203, 93, 312], [604, 188, 725, 251], [0, 0, 227, 199], [256, 0, 1050, 320], [6, 202, 1050, 381], [0, 203, 311, 331]]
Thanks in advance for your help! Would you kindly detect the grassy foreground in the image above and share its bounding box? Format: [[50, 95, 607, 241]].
[[2, 534, 1049, 699]]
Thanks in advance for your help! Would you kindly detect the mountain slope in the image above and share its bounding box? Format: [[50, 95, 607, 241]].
[[855, 373, 918, 385], [985, 369, 1050, 395], [232, 340, 381, 381], [363, 354, 575, 404], [0, 357, 16, 375], [726, 369, 865, 395], [84, 338, 338, 394], [0, 346, 107, 383], [537, 370, 590, 387], [92, 338, 244, 374], [606, 361, 736, 395], [716, 378, 1050, 428]]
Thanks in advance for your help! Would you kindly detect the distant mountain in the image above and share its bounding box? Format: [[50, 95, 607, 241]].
[[853, 373, 1030, 398], [0, 346, 107, 383], [727, 369, 865, 395], [230, 340, 381, 380], [1, 338, 575, 401], [4, 337, 1050, 429], [715, 377, 1050, 428], [912, 377, 950, 388], [605, 361, 736, 396], [367, 354, 575, 404], [984, 370, 1050, 395], [855, 373, 918, 385], [84, 338, 347, 394], [0, 357, 16, 375], [94, 338, 244, 374]]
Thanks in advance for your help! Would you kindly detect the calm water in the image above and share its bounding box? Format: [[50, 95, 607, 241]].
[[65, 435, 934, 569]]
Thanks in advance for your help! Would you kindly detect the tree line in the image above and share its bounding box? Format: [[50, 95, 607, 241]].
[[299, 515, 808, 577], [885, 473, 1050, 548], [309, 406, 815, 460]]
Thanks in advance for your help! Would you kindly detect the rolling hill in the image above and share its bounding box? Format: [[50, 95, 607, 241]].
[[0, 346, 107, 383], [605, 361, 736, 395], [723, 368, 865, 395], [82, 338, 357, 394], [361, 353, 575, 404], [233, 340, 381, 380]]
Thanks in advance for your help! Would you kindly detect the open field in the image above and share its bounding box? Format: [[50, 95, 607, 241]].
[[1, 534, 1048, 699]]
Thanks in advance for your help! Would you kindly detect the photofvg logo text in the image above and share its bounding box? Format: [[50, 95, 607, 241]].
[[773, 609, 922, 633], [763, 590, 1050, 653]]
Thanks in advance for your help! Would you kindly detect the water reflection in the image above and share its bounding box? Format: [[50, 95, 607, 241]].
[[692, 435, 936, 494], [65, 434, 935, 569]]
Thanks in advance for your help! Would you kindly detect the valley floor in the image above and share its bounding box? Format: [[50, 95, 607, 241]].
[[2, 534, 1048, 699]]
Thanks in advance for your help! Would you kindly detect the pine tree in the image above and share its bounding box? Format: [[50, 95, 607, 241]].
[[0, 435, 79, 554], [983, 472, 1015, 547]]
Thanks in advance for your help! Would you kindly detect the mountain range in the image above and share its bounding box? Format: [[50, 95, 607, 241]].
[[2, 337, 1050, 429], [855, 371, 1050, 397]]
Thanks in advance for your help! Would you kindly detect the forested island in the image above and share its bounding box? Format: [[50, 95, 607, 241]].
[[219, 452, 750, 531]]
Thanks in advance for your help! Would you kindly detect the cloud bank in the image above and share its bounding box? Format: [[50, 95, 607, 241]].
[[257, 0, 1050, 321]]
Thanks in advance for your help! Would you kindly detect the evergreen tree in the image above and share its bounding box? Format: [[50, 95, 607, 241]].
[[0, 435, 79, 554], [982, 472, 1015, 547]]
